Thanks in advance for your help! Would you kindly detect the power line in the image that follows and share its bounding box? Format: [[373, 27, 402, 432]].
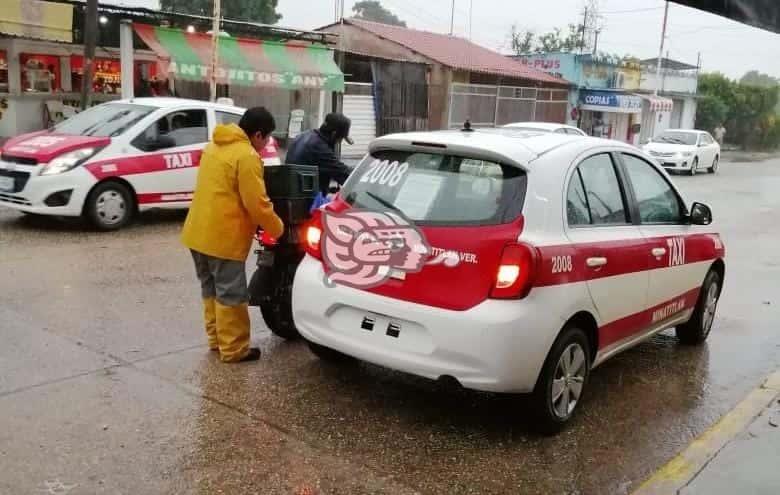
[[383, 0, 449, 28], [600, 6, 665, 15]]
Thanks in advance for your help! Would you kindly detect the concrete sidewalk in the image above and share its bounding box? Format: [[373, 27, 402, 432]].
[[682, 395, 780, 495], [635, 371, 780, 495]]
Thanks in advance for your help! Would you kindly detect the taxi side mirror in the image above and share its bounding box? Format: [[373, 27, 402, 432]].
[[689, 202, 712, 225]]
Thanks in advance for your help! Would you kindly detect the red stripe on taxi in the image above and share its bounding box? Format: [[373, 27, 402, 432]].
[[137, 192, 193, 204], [534, 233, 725, 288], [598, 287, 701, 349], [85, 150, 203, 180]]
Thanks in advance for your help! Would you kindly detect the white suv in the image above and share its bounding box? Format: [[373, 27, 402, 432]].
[[292, 128, 725, 432]]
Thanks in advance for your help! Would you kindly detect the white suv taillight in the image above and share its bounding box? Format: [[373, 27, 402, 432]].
[[490, 242, 539, 299]]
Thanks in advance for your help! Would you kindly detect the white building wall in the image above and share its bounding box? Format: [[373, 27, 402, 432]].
[[681, 97, 697, 130], [640, 70, 698, 94]]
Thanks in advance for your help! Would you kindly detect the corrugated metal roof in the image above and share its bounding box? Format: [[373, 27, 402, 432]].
[[344, 19, 570, 86]]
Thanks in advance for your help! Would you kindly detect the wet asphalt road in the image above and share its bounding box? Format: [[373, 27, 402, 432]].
[[1, 158, 779, 495]]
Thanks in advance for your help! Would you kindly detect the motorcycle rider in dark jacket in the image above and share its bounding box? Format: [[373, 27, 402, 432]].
[[285, 113, 354, 195]]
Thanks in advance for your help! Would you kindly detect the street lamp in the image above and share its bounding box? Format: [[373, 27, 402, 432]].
[[99, 15, 108, 25], [186, 25, 196, 33]]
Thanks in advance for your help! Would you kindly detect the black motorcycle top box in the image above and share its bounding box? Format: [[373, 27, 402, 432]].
[[263, 164, 319, 200]]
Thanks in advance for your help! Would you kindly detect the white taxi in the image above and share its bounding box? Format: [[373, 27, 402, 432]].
[[292, 128, 725, 432], [0, 97, 280, 230]]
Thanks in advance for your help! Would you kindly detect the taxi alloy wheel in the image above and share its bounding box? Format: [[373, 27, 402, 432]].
[[85, 181, 135, 231], [677, 269, 721, 345], [531, 325, 591, 434]]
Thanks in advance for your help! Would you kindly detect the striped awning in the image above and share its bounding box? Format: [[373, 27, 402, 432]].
[[133, 24, 344, 92], [635, 93, 674, 112]]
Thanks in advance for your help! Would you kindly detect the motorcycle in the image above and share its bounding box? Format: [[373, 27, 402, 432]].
[[247, 163, 322, 340]]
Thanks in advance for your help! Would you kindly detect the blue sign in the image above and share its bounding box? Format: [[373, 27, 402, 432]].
[[580, 90, 642, 110]]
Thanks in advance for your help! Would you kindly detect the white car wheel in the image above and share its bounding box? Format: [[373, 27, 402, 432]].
[[709, 156, 719, 174], [689, 158, 698, 176]]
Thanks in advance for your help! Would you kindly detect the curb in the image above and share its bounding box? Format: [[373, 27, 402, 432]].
[[633, 370, 780, 495]]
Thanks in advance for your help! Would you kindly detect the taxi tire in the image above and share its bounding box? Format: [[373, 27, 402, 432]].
[[259, 300, 300, 340], [85, 181, 135, 231], [529, 325, 591, 435], [676, 270, 721, 345], [307, 341, 355, 364]]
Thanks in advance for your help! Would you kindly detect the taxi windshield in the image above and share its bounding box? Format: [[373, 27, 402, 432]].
[[341, 150, 527, 226], [53, 103, 156, 138]]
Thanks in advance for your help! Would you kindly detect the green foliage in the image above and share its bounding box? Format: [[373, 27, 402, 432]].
[[695, 96, 729, 134], [536, 24, 582, 53], [511, 24, 582, 54], [510, 25, 534, 55], [740, 70, 778, 88], [352, 1, 406, 26], [697, 72, 780, 150], [159, 0, 281, 24]]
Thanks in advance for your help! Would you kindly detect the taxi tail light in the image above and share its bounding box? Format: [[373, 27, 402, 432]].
[[302, 209, 323, 260], [490, 242, 539, 299]]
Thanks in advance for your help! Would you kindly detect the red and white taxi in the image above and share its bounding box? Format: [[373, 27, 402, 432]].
[[292, 128, 725, 432], [0, 98, 280, 230]]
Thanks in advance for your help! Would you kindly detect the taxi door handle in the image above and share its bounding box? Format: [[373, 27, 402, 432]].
[[586, 257, 608, 268], [651, 247, 667, 257]]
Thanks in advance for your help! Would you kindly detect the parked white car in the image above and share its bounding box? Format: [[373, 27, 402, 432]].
[[504, 122, 587, 136], [293, 128, 726, 432], [642, 129, 720, 175]]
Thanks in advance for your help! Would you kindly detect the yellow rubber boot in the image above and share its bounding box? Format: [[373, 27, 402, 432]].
[[214, 301, 251, 362], [203, 298, 218, 351]]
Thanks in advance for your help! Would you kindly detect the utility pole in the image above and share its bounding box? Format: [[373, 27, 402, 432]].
[[209, 0, 221, 102], [654, 1, 669, 96], [450, 0, 455, 35], [468, 0, 473, 40], [580, 7, 588, 53], [80, 0, 98, 110], [593, 29, 601, 54]]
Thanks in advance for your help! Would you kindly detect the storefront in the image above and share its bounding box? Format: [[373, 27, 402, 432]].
[[133, 24, 344, 145], [579, 90, 643, 144], [636, 93, 675, 144], [0, 36, 159, 138]]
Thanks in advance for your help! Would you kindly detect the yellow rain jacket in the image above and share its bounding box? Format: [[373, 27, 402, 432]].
[[182, 124, 284, 261]]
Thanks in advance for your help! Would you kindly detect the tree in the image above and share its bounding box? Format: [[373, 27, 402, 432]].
[[510, 25, 534, 55], [536, 24, 581, 53], [695, 95, 729, 133], [509, 24, 581, 54], [352, 1, 406, 26], [740, 70, 778, 88], [507, 0, 600, 54], [159, 0, 281, 24], [697, 72, 780, 149]]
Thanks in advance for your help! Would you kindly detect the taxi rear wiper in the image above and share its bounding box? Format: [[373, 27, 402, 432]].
[[363, 191, 405, 218]]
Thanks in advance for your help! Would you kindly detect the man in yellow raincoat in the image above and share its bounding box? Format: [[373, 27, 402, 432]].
[[182, 107, 284, 362]]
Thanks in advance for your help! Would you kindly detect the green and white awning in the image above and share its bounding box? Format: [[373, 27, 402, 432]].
[[134, 23, 344, 92]]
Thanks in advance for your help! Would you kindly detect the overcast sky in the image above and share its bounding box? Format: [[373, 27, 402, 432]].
[[118, 0, 780, 79]]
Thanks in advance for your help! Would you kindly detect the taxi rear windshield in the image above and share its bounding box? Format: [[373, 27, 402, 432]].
[[341, 150, 527, 225]]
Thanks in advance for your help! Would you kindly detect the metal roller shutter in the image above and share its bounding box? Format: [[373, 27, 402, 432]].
[[342, 93, 376, 159]]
